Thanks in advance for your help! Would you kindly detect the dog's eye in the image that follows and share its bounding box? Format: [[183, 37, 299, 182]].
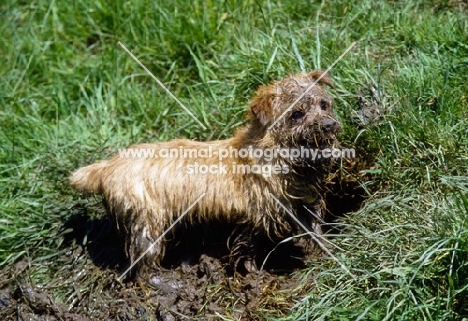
[[291, 110, 305, 121], [320, 100, 329, 110]]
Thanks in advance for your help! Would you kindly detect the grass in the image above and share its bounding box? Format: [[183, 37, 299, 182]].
[[1, 0, 468, 319]]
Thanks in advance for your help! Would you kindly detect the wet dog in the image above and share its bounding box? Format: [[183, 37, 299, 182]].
[[70, 70, 341, 273]]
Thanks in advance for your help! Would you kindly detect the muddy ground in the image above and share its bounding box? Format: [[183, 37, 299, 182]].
[[0, 159, 366, 320], [0, 212, 318, 320], [0, 217, 311, 319]]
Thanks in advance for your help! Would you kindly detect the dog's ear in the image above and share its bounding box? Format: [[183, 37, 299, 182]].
[[308, 70, 334, 88], [248, 85, 275, 125]]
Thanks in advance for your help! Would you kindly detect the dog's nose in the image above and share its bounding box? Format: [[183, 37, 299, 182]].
[[321, 117, 340, 131]]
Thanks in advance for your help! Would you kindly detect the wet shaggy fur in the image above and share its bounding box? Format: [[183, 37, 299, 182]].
[[70, 70, 342, 272]]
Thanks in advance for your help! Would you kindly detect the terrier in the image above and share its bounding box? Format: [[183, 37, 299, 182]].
[[70, 70, 341, 273]]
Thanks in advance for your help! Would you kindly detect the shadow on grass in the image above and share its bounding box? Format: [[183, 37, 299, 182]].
[[61, 208, 128, 271]]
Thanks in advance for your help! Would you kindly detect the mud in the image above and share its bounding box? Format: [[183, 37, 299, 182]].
[[0, 213, 310, 320]]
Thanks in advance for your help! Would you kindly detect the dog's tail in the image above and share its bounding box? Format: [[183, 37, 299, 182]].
[[70, 161, 108, 194]]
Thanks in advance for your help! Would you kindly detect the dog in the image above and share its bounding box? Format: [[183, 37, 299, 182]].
[[70, 70, 341, 273]]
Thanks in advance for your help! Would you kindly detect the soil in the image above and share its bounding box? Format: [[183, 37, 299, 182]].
[[0, 257, 305, 320], [0, 213, 313, 320]]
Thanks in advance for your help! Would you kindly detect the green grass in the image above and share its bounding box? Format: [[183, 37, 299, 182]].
[[1, 0, 468, 319]]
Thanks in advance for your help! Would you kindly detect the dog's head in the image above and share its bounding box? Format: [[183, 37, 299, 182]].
[[248, 70, 341, 149]]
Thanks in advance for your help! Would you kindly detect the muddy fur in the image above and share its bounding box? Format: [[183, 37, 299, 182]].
[[70, 70, 341, 273]]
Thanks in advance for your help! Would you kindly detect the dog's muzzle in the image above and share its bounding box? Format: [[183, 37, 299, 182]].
[[321, 117, 342, 133]]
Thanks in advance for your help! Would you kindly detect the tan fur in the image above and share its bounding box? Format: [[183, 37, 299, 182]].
[[70, 70, 341, 270]]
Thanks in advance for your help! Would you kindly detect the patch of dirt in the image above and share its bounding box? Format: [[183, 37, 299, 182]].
[[0, 213, 310, 320]]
